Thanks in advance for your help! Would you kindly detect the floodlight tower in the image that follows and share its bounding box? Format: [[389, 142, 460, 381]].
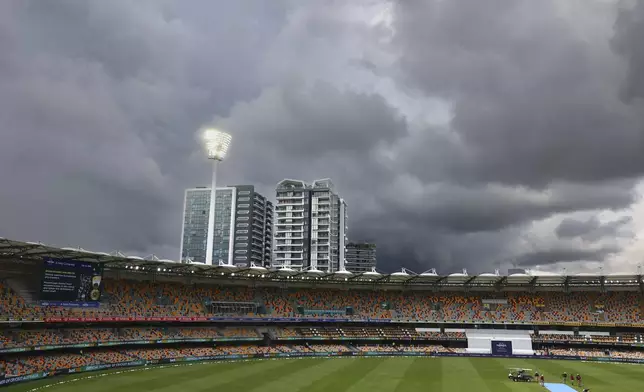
[[202, 129, 232, 266]]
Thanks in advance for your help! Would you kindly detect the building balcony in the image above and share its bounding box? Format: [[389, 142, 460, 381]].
[[276, 203, 305, 209], [274, 258, 304, 263], [276, 249, 304, 254], [275, 238, 302, 243], [277, 224, 305, 229], [274, 232, 304, 238], [276, 194, 305, 200], [276, 223, 304, 228]]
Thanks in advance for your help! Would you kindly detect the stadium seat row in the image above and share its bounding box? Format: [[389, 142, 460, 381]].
[[1, 279, 642, 324], [1, 327, 639, 350]]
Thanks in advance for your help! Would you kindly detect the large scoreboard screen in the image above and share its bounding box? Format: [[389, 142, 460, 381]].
[[40, 258, 103, 306]]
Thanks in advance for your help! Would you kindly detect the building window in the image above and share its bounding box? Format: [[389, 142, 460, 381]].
[[235, 242, 248, 248], [239, 191, 251, 195], [236, 223, 249, 228], [236, 230, 248, 234], [238, 203, 250, 208], [237, 236, 249, 241], [238, 210, 249, 215], [234, 250, 248, 254]]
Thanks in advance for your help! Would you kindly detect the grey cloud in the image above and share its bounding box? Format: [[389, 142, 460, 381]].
[[15, 0, 186, 79], [355, 220, 518, 273], [392, 0, 644, 187], [221, 81, 407, 158], [0, 0, 276, 255], [556, 217, 602, 239], [613, 0, 644, 102], [379, 181, 634, 234], [556, 216, 632, 243], [213, 80, 407, 192], [515, 246, 621, 267]]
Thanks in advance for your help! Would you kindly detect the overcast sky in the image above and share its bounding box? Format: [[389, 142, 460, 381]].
[[1, 0, 644, 274]]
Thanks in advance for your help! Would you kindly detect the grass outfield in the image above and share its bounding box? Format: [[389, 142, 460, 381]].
[[5, 357, 644, 392]]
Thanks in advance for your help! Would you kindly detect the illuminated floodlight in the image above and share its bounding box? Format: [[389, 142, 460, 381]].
[[203, 129, 232, 161]]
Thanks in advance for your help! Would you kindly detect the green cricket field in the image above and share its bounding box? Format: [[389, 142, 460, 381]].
[[5, 356, 643, 392]]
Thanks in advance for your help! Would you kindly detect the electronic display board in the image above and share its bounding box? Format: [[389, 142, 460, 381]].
[[40, 258, 103, 306]]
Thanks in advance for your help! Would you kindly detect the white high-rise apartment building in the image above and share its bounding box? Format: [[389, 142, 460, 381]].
[[273, 179, 347, 272]]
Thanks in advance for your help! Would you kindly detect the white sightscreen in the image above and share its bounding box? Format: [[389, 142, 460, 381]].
[[465, 329, 533, 355]]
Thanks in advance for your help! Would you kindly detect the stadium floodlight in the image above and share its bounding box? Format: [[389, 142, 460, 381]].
[[203, 129, 232, 161], [201, 128, 232, 266]]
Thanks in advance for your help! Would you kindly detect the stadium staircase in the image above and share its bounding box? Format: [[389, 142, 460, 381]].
[[253, 293, 265, 314], [5, 279, 36, 305], [255, 327, 272, 339]]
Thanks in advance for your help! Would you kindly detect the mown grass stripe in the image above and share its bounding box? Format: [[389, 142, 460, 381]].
[[148, 358, 294, 392], [247, 356, 355, 392], [344, 357, 416, 392], [393, 357, 443, 392], [467, 357, 514, 392], [196, 357, 329, 392], [300, 357, 386, 392]]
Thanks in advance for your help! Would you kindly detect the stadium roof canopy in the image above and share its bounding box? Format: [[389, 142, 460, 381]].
[[1, 237, 642, 289]]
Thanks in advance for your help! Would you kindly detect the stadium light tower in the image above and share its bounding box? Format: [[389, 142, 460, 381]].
[[202, 128, 232, 266]]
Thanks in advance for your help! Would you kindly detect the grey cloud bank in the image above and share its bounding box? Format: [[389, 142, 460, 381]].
[[0, 0, 643, 273]]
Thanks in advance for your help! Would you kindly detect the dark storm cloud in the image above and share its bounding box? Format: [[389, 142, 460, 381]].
[[0, 0, 280, 254], [613, 0, 644, 102], [515, 246, 621, 267], [363, 226, 517, 274], [214, 81, 407, 192], [556, 216, 632, 243], [556, 217, 602, 239], [392, 0, 644, 187], [381, 181, 634, 234], [0, 0, 642, 273], [221, 81, 406, 159], [352, 0, 644, 270]]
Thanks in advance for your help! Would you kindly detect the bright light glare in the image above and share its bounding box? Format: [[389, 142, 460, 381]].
[[203, 129, 232, 161]]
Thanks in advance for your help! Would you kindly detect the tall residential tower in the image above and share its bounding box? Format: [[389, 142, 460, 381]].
[[180, 185, 273, 266], [273, 179, 347, 272], [345, 242, 377, 273]]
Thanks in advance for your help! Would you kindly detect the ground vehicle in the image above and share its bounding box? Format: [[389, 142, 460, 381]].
[[507, 368, 535, 382]]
